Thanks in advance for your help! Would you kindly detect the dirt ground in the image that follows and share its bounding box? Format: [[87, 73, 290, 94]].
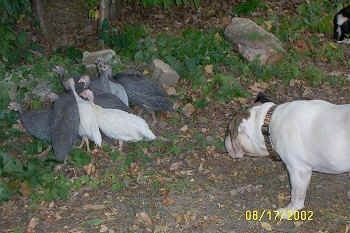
[[1, 1, 350, 232], [1, 80, 349, 233]]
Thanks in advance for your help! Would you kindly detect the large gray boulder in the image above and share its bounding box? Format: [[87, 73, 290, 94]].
[[224, 17, 285, 65]]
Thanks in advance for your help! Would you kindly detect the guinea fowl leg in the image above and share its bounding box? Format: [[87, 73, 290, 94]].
[[118, 140, 124, 152], [151, 111, 157, 126], [78, 136, 91, 152], [36, 145, 52, 158]]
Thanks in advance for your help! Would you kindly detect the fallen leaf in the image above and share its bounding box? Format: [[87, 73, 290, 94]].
[[162, 195, 175, 206], [182, 103, 195, 117], [264, 20, 273, 31], [83, 204, 105, 210], [204, 64, 213, 75], [49, 201, 55, 208], [294, 221, 303, 227], [99, 224, 109, 233], [83, 163, 96, 176], [135, 211, 153, 226], [169, 161, 183, 172], [26, 217, 39, 233], [130, 162, 140, 175], [248, 82, 269, 96], [260, 222, 272, 231], [20, 182, 31, 197], [180, 125, 188, 132]]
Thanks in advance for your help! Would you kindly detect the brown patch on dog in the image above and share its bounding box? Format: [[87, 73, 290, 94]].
[[225, 109, 251, 151]]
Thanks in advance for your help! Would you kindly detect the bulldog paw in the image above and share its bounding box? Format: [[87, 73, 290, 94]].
[[277, 205, 303, 220]]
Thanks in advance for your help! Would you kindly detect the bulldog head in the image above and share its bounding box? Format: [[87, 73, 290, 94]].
[[225, 104, 272, 158]]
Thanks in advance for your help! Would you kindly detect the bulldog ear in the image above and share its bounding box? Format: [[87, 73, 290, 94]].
[[254, 92, 276, 104]]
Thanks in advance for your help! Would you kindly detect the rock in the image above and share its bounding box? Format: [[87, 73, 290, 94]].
[[151, 59, 180, 86], [82, 49, 120, 77], [224, 17, 285, 65], [347, 190, 350, 200]]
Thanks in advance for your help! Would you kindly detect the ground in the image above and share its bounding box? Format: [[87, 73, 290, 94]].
[[1, 1, 350, 233]]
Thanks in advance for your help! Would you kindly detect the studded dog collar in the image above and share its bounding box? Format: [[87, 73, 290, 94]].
[[261, 104, 281, 161]]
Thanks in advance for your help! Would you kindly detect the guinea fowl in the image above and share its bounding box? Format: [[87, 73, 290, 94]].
[[79, 89, 156, 150], [7, 92, 78, 161], [49, 91, 80, 162], [53, 65, 85, 93], [66, 78, 102, 152], [95, 58, 129, 106], [96, 60, 173, 124], [78, 75, 131, 113], [8, 102, 52, 142]]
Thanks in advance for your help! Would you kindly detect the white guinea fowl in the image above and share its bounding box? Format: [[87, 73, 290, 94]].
[[66, 78, 102, 151], [80, 89, 156, 148]]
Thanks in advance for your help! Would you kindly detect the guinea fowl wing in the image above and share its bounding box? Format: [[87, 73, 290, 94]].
[[21, 109, 51, 142], [93, 105, 156, 142], [93, 92, 132, 113], [113, 72, 168, 97], [50, 93, 80, 162]]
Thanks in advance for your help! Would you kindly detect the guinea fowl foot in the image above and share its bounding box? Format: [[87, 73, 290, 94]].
[[78, 137, 91, 152]]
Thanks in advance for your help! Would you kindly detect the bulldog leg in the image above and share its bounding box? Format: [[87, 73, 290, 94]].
[[279, 165, 312, 214]]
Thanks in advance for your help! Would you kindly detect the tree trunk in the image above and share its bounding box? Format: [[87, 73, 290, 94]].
[[31, 0, 51, 43], [98, 0, 110, 47]]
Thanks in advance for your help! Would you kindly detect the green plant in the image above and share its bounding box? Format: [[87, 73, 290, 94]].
[[232, 0, 265, 16], [202, 74, 249, 103]]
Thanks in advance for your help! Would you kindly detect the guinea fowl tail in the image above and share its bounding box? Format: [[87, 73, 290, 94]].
[[144, 95, 174, 112]]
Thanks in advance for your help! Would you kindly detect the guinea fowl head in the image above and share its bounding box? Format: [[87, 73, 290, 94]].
[[100, 63, 112, 77], [52, 65, 65, 78], [79, 89, 94, 102], [78, 75, 91, 89]]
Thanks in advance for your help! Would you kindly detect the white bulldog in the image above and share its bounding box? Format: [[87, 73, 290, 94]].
[[225, 97, 350, 213]]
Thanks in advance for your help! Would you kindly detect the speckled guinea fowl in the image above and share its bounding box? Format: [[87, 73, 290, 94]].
[[95, 58, 129, 106], [95, 59, 173, 123], [78, 75, 131, 113], [66, 78, 102, 151], [53, 65, 85, 93], [49, 91, 80, 162], [80, 89, 156, 150], [8, 102, 52, 142]]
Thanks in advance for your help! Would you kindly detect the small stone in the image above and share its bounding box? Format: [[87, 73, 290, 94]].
[[347, 190, 350, 200], [151, 59, 180, 86]]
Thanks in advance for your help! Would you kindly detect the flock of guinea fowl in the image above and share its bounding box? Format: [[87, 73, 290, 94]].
[[9, 58, 174, 163]]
